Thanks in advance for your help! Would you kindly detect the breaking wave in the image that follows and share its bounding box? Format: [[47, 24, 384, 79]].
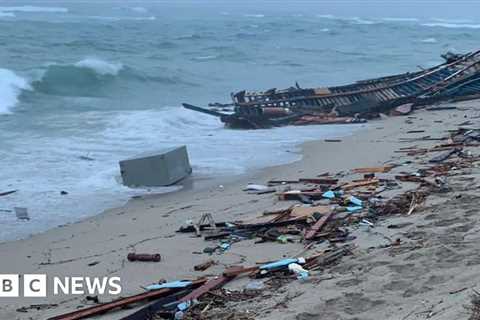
[[422, 22, 480, 29], [316, 14, 377, 25], [0, 68, 31, 114], [420, 37, 438, 43], [74, 58, 123, 76], [32, 58, 124, 96], [0, 12, 15, 18], [0, 6, 68, 13], [244, 14, 265, 18], [130, 7, 148, 13], [82, 15, 156, 21], [381, 17, 419, 22]]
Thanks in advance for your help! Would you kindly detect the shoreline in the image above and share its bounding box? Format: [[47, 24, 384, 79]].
[[0, 122, 367, 244], [1, 101, 478, 319]]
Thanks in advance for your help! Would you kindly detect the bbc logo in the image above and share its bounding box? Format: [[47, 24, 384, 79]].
[[0, 274, 46, 297], [0, 274, 121, 297]]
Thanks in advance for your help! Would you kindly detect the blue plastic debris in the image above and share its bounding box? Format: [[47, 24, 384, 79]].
[[220, 243, 231, 251], [145, 280, 192, 291], [346, 206, 363, 213], [349, 195, 363, 207], [322, 190, 335, 199], [260, 257, 305, 272]]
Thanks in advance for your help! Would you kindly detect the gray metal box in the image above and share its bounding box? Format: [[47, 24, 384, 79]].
[[119, 146, 192, 187]]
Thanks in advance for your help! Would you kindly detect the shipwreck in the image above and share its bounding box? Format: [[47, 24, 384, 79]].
[[183, 50, 480, 129]]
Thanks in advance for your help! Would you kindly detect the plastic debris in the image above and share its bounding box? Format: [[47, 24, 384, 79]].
[[288, 263, 310, 280], [348, 195, 363, 207], [144, 280, 192, 291], [245, 280, 265, 291], [260, 257, 306, 275], [322, 190, 335, 199], [346, 206, 363, 213], [243, 184, 269, 191], [277, 235, 289, 244]]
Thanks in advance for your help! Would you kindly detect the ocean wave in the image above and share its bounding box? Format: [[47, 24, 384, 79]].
[[0, 12, 15, 18], [192, 55, 218, 61], [130, 7, 148, 13], [420, 37, 438, 43], [74, 58, 123, 76], [431, 18, 473, 23], [0, 68, 31, 114], [381, 17, 419, 22], [32, 58, 124, 96], [244, 14, 265, 18], [175, 34, 203, 40], [316, 14, 377, 25], [422, 22, 480, 29], [350, 17, 377, 25], [316, 14, 336, 19], [0, 6, 68, 13], [83, 15, 156, 21]]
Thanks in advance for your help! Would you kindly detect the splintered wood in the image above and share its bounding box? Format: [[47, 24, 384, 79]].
[[351, 166, 393, 174]]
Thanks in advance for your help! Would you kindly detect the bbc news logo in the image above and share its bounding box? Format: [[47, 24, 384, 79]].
[[0, 274, 122, 297]]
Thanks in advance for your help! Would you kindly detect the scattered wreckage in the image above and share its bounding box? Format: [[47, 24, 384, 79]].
[[46, 122, 480, 320], [183, 50, 480, 129]]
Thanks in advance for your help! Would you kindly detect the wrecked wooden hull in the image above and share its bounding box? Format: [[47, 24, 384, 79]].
[[183, 50, 480, 129]]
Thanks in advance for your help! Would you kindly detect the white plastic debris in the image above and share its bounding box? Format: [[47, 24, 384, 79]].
[[243, 184, 269, 191], [288, 263, 309, 281]]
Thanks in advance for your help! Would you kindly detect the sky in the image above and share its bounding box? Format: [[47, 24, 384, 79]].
[[0, 0, 480, 21]]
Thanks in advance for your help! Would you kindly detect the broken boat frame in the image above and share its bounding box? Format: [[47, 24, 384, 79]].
[[183, 50, 480, 129]]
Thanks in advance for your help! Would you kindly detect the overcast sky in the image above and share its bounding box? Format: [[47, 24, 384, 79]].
[[1, 0, 480, 20]]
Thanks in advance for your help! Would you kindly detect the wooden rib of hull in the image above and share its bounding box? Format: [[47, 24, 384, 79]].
[[234, 50, 480, 116]]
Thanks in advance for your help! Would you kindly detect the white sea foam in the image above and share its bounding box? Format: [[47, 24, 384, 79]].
[[192, 55, 217, 61], [420, 37, 438, 43], [351, 17, 376, 25], [422, 22, 480, 29], [316, 14, 336, 19], [0, 12, 15, 18], [0, 68, 31, 114], [381, 17, 419, 22], [83, 15, 156, 21], [432, 18, 473, 23], [316, 14, 377, 25], [244, 14, 265, 18], [131, 7, 148, 13], [0, 6, 68, 13], [74, 58, 124, 76]]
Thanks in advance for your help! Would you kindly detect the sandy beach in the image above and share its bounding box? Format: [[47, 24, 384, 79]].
[[2, 100, 480, 319]]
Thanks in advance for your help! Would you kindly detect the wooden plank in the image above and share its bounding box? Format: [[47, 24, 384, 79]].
[[47, 279, 207, 320], [0, 190, 17, 197], [304, 211, 335, 240], [178, 276, 233, 303], [299, 178, 338, 185], [351, 166, 393, 174], [290, 206, 331, 218], [342, 178, 379, 191]]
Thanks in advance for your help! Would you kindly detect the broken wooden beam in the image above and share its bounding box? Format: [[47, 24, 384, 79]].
[[351, 166, 393, 174], [299, 178, 338, 185], [429, 147, 462, 163], [47, 279, 207, 320], [0, 190, 17, 197], [342, 178, 379, 191], [304, 211, 335, 241]]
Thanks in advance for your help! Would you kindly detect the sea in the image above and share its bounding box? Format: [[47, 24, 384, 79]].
[[1, 1, 479, 241]]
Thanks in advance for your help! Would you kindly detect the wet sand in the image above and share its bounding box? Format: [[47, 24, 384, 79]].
[[1, 100, 480, 319]]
